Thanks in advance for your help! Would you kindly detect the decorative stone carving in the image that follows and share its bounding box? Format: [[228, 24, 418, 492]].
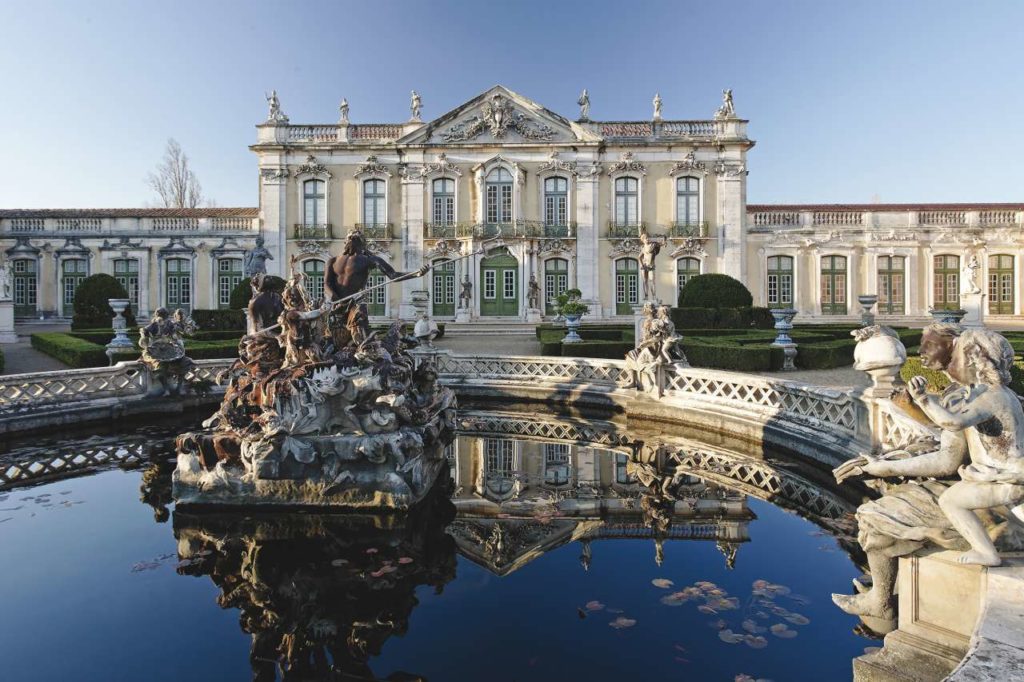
[[652, 93, 663, 121], [99, 236, 144, 251], [338, 97, 349, 124], [852, 325, 907, 398], [714, 88, 736, 119], [174, 233, 454, 510], [608, 238, 642, 258], [669, 239, 708, 259], [413, 312, 439, 347], [243, 236, 273, 277], [295, 155, 330, 178], [577, 89, 590, 120], [260, 167, 289, 183], [537, 151, 578, 176], [669, 150, 707, 176], [527, 275, 541, 310], [353, 155, 392, 178], [538, 239, 575, 257], [638, 229, 664, 301], [961, 254, 982, 294], [769, 230, 843, 248], [618, 303, 688, 396], [295, 240, 329, 259], [458, 275, 472, 310], [265, 89, 288, 123], [364, 239, 391, 256], [607, 151, 647, 175], [713, 160, 746, 177], [832, 324, 1024, 622], [580, 160, 603, 178], [769, 309, 798, 371], [424, 238, 462, 261], [442, 93, 555, 142], [139, 307, 199, 397], [868, 230, 916, 243], [0, 259, 11, 301]]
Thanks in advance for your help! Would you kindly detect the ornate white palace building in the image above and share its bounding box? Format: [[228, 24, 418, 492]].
[[2, 84, 1022, 323]]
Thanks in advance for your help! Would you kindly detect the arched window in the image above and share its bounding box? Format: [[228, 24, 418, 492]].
[[544, 258, 569, 315], [543, 443, 571, 486], [303, 179, 325, 226], [879, 256, 906, 314], [484, 439, 515, 497], [485, 168, 513, 225], [302, 259, 325, 304], [615, 257, 639, 315], [114, 258, 139, 309], [932, 255, 959, 311], [217, 258, 242, 309], [432, 178, 455, 226], [988, 254, 1015, 314], [820, 255, 847, 315], [676, 257, 701, 294], [544, 176, 568, 230], [362, 179, 386, 226], [766, 255, 793, 308], [12, 259, 37, 316], [614, 177, 639, 227], [61, 259, 88, 308], [164, 257, 191, 311], [675, 177, 699, 226]]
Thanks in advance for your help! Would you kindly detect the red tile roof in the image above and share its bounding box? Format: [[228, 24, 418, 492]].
[[0, 207, 258, 219], [747, 203, 1024, 212]]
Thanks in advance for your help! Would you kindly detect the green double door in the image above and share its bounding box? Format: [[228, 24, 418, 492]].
[[432, 260, 456, 317], [480, 253, 519, 317]]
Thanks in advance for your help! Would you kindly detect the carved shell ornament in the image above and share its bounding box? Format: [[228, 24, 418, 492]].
[[296, 155, 329, 177], [537, 151, 578, 176], [442, 93, 555, 142]]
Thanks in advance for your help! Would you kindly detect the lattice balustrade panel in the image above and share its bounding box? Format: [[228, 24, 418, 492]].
[[877, 400, 937, 450], [436, 355, 624, 385], [667, 446, 851, 520], [0, 440, 148, 489], [188, 360, 234, 384], [0, 365, 147, 414], [665, 368, 859, 433]]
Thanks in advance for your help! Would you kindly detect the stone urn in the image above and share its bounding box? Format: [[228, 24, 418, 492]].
[[105, 298, 135, 364], [857, 294, 879, 326], [769, 308, 798, 371], [852, 325, 907, 398], [929, 308, 967, 325], [562, 314, 584, 344]]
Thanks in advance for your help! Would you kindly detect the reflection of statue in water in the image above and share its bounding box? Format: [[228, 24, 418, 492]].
[[139, 307, 197, 397], [326, 231, 426, 346], [172, 488, 456, 681], [832, 324, 1024, 619]]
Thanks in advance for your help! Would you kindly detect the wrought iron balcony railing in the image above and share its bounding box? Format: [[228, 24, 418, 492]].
[[353, 222, 393, 239], [423, 221, 578, 239], [425, 222, 459, 239], [606, 221, 648, 238], [669, 221, 709, 238], [292, 223, 332, 240], [541, 222, 577, 238]]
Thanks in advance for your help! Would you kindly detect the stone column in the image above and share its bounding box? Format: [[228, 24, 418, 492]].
[[259, 163, 288, 278], [400, 173, 426, 319], [716, 171, 746, 281], [575, 170, 602, 318]]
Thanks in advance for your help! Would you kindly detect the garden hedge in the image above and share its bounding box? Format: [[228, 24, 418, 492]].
[[901, 356, 1024, 395], [677, 274, 753, 308], [192, 309, 247, 331], [71, 274, 135, 330], [31, 332, 240, 369]]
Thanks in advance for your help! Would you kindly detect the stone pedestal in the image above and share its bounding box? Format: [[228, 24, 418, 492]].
[[853, 551, 985, 681], [454, 306, 471, 323], [858, 294, 879, 327], [769, 308, 798, 371], [960, 291, 985, 328], [402, 289, 429, 320], [0, 300, 17, 344], [526, 308, 542, 324]]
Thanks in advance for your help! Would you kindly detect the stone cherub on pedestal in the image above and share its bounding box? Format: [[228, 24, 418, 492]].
[[139, 307, 198, 397], [618, 304, 688, 395], [832, 323, 1024, 620], [174, 231, 455, 510]]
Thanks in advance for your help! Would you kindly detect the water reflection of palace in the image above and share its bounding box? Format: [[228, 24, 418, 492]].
[[444, 435, 754, 576]]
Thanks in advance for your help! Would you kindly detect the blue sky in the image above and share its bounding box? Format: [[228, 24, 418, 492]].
[[1, 0, 1021, 208]]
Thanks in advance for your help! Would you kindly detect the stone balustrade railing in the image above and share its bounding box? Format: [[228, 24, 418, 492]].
[[748, 207, 1024, 231], [1, 216, 258, 236]]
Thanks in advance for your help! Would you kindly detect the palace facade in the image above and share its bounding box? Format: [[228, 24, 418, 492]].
[[2, 84, 1022, 322]]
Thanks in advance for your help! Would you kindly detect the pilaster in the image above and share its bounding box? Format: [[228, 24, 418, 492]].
[[575, 169, 602, 318], [400, 173, 426, 319]]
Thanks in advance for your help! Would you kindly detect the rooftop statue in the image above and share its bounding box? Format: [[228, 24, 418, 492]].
[[265, 89, 288, 123], [832, 324, 1024, 619], [715, 88, 736, 119], [577, 89, 590, 120], [339, 97, 349, 124], [174, 231, 460, 510], [652, 92, 663, 121], [410, 90, 422, 121]]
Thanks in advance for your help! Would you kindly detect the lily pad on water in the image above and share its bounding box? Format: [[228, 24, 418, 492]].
[[770, 623, 798, 638], [398, 557, 414, 564], [707, 618, 727, 630], [784, 613, 810, 626], [585, 600, 605, 611], [742, 619, 766, 634], [651, 578, 674, 589], [717, 629, 745, 644], [331, 559, 349, 567], [609, 616, 637, 629], [660, 594, 686, 607], [697, 604, 718, 615], [744, 635, 768, 649]]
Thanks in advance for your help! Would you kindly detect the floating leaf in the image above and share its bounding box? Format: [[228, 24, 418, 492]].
[[585, 600, 605, 611], [651, 578, 674, 589], [365, 548, 379, 555], [751, 579, 769, 590], [718, 629, 744, 644], [398, 557, 414, 564], [697, 604, 718, 615], [745, 635, 768, 649], [784, 613, 810, 626], [767, 583, 791, 596], [708, 618, 727, 630], [331, 559, 349, 567], [770, 624, 798, 639], [609, 616, 637, 629]]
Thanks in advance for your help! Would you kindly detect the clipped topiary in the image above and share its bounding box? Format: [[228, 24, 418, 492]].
[[71, 274, 136, 330], [677, 274, 753, 309], [229, 275, 286, 310]]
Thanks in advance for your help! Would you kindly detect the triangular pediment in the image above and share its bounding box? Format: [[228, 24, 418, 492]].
[[399, 85, 601, 145]]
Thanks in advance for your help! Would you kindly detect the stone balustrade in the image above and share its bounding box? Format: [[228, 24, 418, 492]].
[[0, 214, 258, 236], [748, 206, 1024, 231]]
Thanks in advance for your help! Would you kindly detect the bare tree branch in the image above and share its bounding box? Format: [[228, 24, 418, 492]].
[[146, 138, 205, 208]]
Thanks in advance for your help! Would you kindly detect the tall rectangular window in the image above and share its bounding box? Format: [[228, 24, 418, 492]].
[[988, 254, 1015, 315], [363, 179, 386, 225], [217, 258, 243, 309], [675, 176, 699, 225], [878, 255, 906, 314], [303, 179, 325, 225], [614, 177, 639, 226], [432, 178, 455, 225], [485, 168, 513, 224], [932, 255, 959, 311], [766, 255, 794, 307], [544, 176, 568, 226], [820, 255, 847, 315]]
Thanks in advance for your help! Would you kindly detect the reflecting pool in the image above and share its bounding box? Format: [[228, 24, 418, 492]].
[[0, 410, 873, 681]]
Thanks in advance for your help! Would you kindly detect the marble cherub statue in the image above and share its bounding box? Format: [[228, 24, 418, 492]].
[[832, 324, 1024, 619]]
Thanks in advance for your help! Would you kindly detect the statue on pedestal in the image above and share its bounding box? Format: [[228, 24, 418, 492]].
[[638, 228, 665, 301], [618, 303, 687, 394], [139, 307, 198, 397], [265, 90, 288, 123], [410, 90, 422, 121], [652, 93, 663, 121], [577, 89, 590, 120], [715, 89, 736, 119], [0, 259, 11, 301], [527, 274, 541, 310], [832, 324, 1024, 619], [243, 236, 273, 277], [962, 254, 982, 295], [458, 274, 472, 310], [339, 97, 350, 124]]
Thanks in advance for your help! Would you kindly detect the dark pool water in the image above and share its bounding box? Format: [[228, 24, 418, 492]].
[[0, 421, 872, 682]]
